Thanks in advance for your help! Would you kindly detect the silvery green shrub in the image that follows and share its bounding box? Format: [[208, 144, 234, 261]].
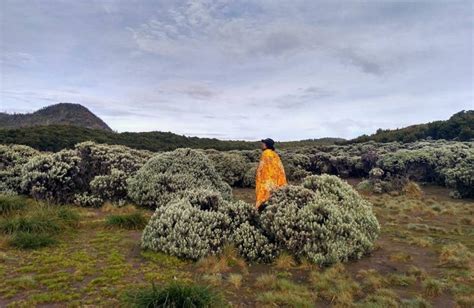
[[128, 148, 232, 208], [75, 141, 152, 181], [89, 168, 128, 202], [230, 222, 279, 263], [20, 150, 83, 203], [242, 163, 257, 188], [443, 154, 474, 198], [206, 151, 249, 186], [260, 175, 380, 265], [73, 192, 104, 207], [141, 189, 231, 260], [281, 153, 311, 181], [0, 144, 40, 194]]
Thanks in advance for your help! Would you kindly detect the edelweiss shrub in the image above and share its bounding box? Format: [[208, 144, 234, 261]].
[[281, 153, 311, 182], [128, 149, 232, 208], [260, 175, 380, 265], [206, 151, 249, 187], [0, 145, 40, 194], [443, 154, 474, 198], [242, 163, 257, 188], [231, 222, 279, 263], [75, 141, 152, 181], [141, 189, 231, 260], [20, 150, 83, 203]]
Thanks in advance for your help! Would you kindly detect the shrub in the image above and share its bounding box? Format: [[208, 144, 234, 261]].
[[242, 163, 257, 188], [122, 282, 225, 307], [20, 150, 83, 203], [128, 149, 231, 208], [0, 144, 40, 194], [0, 194, 27, 216], [10, 232, 57, 249], [89, 168, 129, 202], [73, 192, 104, 207], [75, 141, 152, 179], [206, 151, 249, 186], [443, 154, 474, 198], [141, 190, 231, 260], [106, 212, 148, 230], [261, 175, 380, 265], [231, 222, 279, 263], [281, 153, 311, 182]]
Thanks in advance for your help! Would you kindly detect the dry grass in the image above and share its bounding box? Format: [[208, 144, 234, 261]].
[[438, 243, 473, 269], [196, 255, 230, 274], [422, 278, 444, 297], [403, 181, 424, 199], [310, 263, 361, 306], [101, 202, 137, 214], [274, 251, 296, 270], [356, 269, 386, 291], [196, 246, 247, 275], [254, 274, 277, 290], [389, 252, 413, 263], [227, 273, 242, 289]]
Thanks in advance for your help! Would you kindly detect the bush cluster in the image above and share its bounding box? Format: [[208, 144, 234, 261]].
[[142, 175, 380, 265], [128, 149, 232, 208]]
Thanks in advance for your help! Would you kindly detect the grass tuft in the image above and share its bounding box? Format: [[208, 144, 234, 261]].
[[10, 232, 57, 249], [105, 212, 148, 230], [438, 243, 473, 269], [122, 282, 225, 308], [274, 251, 296, 270], [422, 278, 444, 297], [403, 181, 423, 199], [0, 195, 27, 216], [311, 263, 361, 306], [227, 273, 242, 289]]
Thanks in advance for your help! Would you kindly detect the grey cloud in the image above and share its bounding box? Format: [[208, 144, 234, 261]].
[[1, 0, 472, 140]]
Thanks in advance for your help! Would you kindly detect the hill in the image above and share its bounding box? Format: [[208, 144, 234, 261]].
[[0, 125, 341, 152], [0, 103, 112, 131], [346, 110, 474, 144]]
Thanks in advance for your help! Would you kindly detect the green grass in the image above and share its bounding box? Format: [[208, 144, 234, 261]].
[[10, 232, 57, 249], [0, 204, 80, 250], [105, 212, 148, 230], [0, 195, 27, 216], [122, 282, 226, 308], [0, 215, 62, 234], [0, 206, 79, 234]]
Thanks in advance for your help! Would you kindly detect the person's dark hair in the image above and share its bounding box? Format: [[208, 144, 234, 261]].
[[261, 138, 275, 151]]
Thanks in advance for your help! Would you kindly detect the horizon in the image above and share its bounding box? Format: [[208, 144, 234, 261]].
[[1, 1, 473, 140], [1, 102, 469, 142]]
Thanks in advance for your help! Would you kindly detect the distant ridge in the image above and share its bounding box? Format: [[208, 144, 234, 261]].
[[0, 103, 112, 131], [346, 110, 473, 143]]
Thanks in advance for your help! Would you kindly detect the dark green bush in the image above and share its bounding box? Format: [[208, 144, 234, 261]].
[[122, 282, 225, 308], [106, 212, 148, 230]]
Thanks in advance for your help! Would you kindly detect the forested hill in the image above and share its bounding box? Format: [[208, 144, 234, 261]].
[[347, 110, 474, 144], [0, 125, 342, 152], [0, 103, 112, 131]]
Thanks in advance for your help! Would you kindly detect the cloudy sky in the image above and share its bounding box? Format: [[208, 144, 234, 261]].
[[1, 0, 472, 140]]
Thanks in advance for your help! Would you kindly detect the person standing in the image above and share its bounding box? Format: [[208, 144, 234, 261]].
[[255, 138, 287, 209]]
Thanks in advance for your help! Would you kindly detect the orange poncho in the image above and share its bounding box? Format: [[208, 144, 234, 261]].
[[255, 149, 287, 208]]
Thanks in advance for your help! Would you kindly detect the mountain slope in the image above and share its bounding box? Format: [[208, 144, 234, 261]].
[[0, 103, 112, 131]]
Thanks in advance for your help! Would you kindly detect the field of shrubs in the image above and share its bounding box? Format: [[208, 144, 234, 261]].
[[0, 140, 473, 307]]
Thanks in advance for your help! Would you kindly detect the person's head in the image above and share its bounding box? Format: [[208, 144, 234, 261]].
[[260, 138, 275, 151]]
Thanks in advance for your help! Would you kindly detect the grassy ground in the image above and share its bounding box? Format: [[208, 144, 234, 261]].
[[0, 182, 473, 307]]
